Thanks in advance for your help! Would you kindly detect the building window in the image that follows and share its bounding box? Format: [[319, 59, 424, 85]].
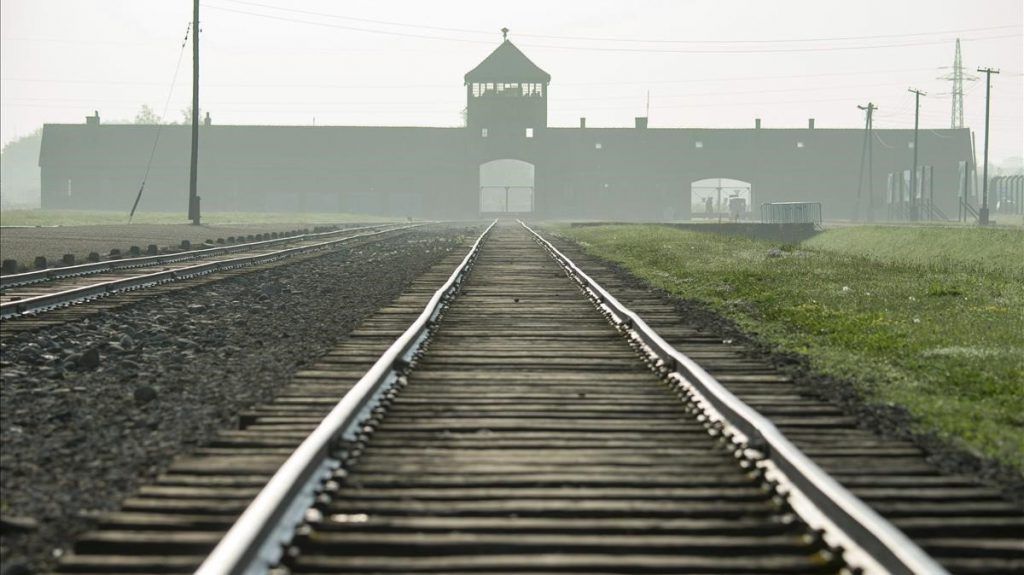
[[595, 142, 602, 149], [695, 141, 703, 148], [796, 141, 805, 148], [481, 128, 488, 138], [525, 128, 534, 138]]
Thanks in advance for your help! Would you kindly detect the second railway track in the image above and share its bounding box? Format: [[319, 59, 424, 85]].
[[0, 223, 419, 332], [52, 221, 1022, 574]]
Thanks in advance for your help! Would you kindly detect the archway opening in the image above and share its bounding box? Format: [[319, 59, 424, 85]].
[[480, 159, 535, 214], [691, 178, 752, 221]]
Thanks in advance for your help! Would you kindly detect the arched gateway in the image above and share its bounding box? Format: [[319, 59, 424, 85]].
[[479, 159, 535, 214]]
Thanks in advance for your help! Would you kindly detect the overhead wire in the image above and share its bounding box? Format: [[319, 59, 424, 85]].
[[129, 22, 192, 223], [0, 66, 950, 89], [209, 0, 1021, 46], [199, 2, 1022, 54]]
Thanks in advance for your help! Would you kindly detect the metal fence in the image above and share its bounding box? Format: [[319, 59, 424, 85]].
[[991, 175, 1023, 215], [760, 202, 822, 225]]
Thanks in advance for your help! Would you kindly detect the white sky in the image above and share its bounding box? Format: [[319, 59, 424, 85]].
[[2, 0, 1022, 161]]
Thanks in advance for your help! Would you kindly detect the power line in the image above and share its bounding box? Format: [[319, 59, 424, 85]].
[[199, 3, 1022, 55], [0, 80, 917, 106], [210, 0, 1022, 46], [211, 0, 491, 37], [0, 66, 953, 89], [521, 33, 1022, 55], [200, 4, 493, 45]]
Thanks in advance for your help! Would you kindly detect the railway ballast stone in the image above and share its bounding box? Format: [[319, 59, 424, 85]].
[[0, 225, 475, 573], [133, 385, 158, 404]]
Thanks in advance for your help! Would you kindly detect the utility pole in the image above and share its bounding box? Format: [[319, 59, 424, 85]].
[[908, 88, 926, 221], [188, 0, 201, 225], [857, 102, 877, 222], [977, 67, 999, 225], [717, 179, 723, 217]]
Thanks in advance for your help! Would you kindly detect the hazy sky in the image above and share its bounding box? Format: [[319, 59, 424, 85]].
[[2, 0, 1021, 160]]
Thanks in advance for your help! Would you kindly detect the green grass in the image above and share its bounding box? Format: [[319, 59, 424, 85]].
[[0, 209, 395, 227], [806, 226, 1024, 276], [557, 224, 1024, 469]]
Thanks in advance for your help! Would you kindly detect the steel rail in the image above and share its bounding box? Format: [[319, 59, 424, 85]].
[[520, 221, 948, 575], [0, 224, 420, 320], [195, 219, 497, 575], [0, 224, 395, 290]]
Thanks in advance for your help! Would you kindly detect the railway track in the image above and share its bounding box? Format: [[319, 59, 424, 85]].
[[0, 223, 418, 335], [51, 221, 1021, 574], [0, 225, 388, 292]]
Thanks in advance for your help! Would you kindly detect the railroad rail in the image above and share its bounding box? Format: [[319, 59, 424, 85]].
[[0, 224, 390, 291], [54, 221, 1023, 574], [0, 224, 417, 320]]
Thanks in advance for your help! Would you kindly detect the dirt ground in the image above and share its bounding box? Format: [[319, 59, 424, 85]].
[[0, 222, 375, 271]]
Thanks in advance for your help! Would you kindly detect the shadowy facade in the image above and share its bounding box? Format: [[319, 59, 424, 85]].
[[39, 39, 972, 221]]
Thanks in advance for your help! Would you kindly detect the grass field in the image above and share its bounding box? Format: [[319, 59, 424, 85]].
[[0, 209, 394, 227], [557, 224, 1024, 469]]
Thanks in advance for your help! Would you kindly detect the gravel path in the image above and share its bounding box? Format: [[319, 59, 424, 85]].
[[0, 224, 479, 574], [0, 222, 377, 271]]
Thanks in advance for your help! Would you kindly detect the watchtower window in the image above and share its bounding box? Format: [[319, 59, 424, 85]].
[[471, 83, 498, 97], [521, 83, 544, 97], [471, 82, 543, 98]]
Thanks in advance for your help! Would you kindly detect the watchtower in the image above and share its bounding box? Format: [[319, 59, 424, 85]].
[[464, 29, 550, 136]]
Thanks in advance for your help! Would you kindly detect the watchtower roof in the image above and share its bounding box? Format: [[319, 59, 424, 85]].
[[465, 39, 551, 84]]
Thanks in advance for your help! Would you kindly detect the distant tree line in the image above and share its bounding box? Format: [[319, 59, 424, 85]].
[[131, 104, 204, 125]]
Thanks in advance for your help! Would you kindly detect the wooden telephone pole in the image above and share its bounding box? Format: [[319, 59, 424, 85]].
[[857, 102, 877, 222], [188, 0, 201, 225], [977, 67, 999, 225], [908, 88, 926, 221]]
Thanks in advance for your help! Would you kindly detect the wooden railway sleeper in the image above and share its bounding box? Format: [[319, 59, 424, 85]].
[[521, 220, 947, 575]]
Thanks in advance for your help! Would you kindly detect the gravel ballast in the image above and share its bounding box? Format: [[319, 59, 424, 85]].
[[0, 224, 478, 573]]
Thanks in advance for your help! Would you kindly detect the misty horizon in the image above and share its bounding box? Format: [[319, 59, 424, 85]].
[[2, 0, 1022, 163]]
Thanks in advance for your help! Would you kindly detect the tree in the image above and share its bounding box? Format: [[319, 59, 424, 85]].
[[133, 104, 161, 125], [181, 105, 202, 125], [1, 128, 45, 208]]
